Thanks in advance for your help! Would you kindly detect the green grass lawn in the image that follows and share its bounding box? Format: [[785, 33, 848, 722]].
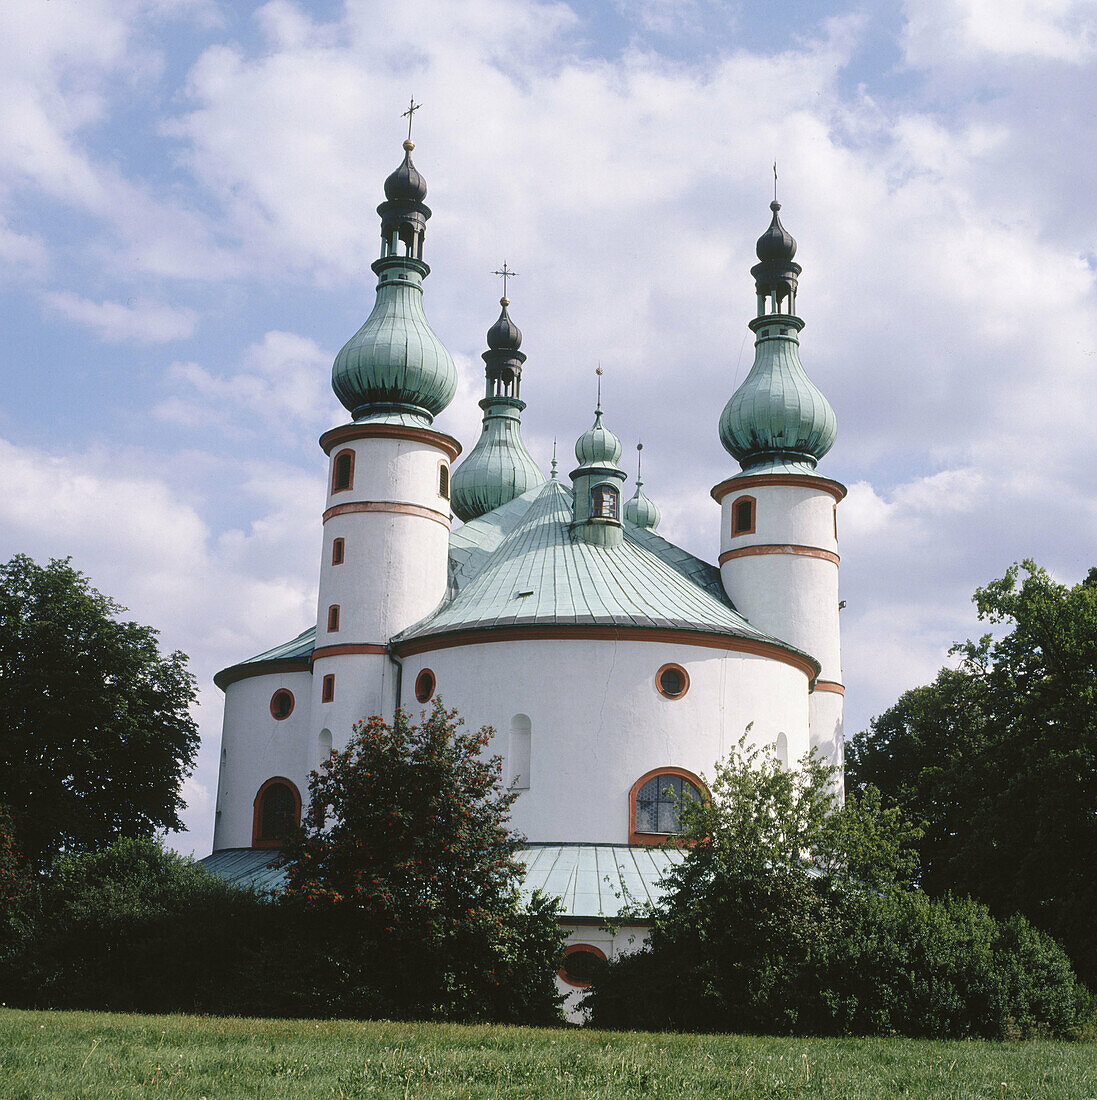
[[2, 1008, 1094, 1099]]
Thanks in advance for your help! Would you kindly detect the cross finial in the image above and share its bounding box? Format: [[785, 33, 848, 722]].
[[636, 441, 644, 483], [596, 364, 603, 410], [402, 97, 422, 145], [773, 161, 778, 203], [551, 437, 558, 479], [492, 261, 518, 305]]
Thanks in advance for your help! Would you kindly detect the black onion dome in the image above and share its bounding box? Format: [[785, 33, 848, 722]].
[[384, 140, 427, 202], [487, 299, 522, 351], [756, 201, 797, 262]]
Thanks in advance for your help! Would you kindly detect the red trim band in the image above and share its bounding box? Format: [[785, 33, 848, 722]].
[[320, 422, 462, 462], [312, 643, 388, 660], [393, 625, 819, 681], [813, 680, 845, 695], [214, 657, 310, 691], [712, 473, 847, 503], [323, 500, 451, 528], [719, 544, 840, 566]]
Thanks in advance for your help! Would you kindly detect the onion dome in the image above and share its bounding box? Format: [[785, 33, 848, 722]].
[[569, 379, 628, 547], [623, 443, 660, 530], [719, 200, 836, 472], [384, 139, 427, 202], [450, 294, 544, 522], [751, 201, 802, 313], [487, 299, 522, 351], [331, 139, 457, 424], [575, 406, 623, 467]]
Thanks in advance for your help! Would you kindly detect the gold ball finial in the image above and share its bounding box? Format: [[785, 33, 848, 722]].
[[596, 366, 604, 376], [500, 296, 509, 307], [403, 139, 415, 151]]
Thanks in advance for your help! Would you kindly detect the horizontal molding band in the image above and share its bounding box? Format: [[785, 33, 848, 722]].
[[214, 656, 311, 691], [312, 643, 388, 660], [394, 625, 819, 682], [813, 680, 845, 695], [719, 544, 839, 566], [320, 422, 462, 462], [711, 473, 847, 504], [322, 500, 451, 528]]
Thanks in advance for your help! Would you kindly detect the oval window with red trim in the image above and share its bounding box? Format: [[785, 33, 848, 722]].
[[656, 663, 689, 699], [558, 944, 608, 988], [415, 668, 436, 703], [270, 689, 294, 720]]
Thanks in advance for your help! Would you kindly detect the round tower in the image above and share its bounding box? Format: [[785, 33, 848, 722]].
[[450, 280, 545, 522], [713, 200, 846, 775], [312, 134, 461, 758]]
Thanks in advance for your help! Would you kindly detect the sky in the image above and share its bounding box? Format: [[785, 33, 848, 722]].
[[2, 0, 1096, 857]]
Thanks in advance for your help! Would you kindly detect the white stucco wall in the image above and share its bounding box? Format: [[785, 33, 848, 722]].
[[557, 921, 652, 1022], [399, 637, 810, 845], [212, 669, 313, 850], [317, 432, 452, 644]]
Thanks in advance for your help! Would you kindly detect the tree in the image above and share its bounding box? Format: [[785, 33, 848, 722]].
[[583, 738, 1079, 1038], [847, 560, 1097, 985], [279, 701, 564, 1023], [0, 555, 199, 870]]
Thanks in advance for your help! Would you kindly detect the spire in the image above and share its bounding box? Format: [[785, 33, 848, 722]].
[[331, 114, 457, 425], [719, 195, 836, 473], [624, 442, 660, 531], [570, 370, 627, 547], [450, 279, 545, 522]]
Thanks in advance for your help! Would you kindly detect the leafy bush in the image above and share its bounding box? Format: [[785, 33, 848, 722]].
[[584, 738, 1083, 1039], [279, 701, 565, 1023], [0, 837, 301, 1015]]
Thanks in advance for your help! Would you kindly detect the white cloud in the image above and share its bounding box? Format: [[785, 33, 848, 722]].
[[155, 330, 340, 436], [43, 291, 198, 343], [904, 0, 1097, 65]]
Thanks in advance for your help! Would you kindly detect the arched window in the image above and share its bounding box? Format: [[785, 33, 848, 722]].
[[731, 495, 756, 536], [414, 668, 435, 703], [558, 944, 608, 988], [775, 732, 789, 769], [438, 462, 450, 500], [331, 537, 345, 565], [269, 689, 294, 720], [332, 449, 354, 493], [252, 777, 301, 847], [509, 714, 531, 790], [591, 484, 619, 520], [629, 767, 706, 845], [327, 604, 340, 632], [318, 728, 332, 763]]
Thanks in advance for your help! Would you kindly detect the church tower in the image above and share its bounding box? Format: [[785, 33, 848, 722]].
[[311, 130, 461, 758], [450, 276, 544, 522], [713, 199, 846, 772]]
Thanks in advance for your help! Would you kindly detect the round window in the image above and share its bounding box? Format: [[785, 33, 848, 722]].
[[414, 668, 436, 703], [269, 689, 295, 720], [559, 945, 608, 988], [656, 663, 689, 699]]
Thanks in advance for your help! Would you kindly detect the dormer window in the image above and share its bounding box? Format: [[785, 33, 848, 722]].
[[592, 485, 619, 521]]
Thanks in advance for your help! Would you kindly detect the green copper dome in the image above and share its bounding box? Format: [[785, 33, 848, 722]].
[[331, 141, 458, 424], [574, 406, 623, 468], [623, 443, 660, 530], [451, 296, 545, 522], [624, 482, 660, 530], [719, 201, 836, 471]]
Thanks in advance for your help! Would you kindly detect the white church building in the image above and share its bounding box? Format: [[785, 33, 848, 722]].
[[203, 131, 845, 1009]]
